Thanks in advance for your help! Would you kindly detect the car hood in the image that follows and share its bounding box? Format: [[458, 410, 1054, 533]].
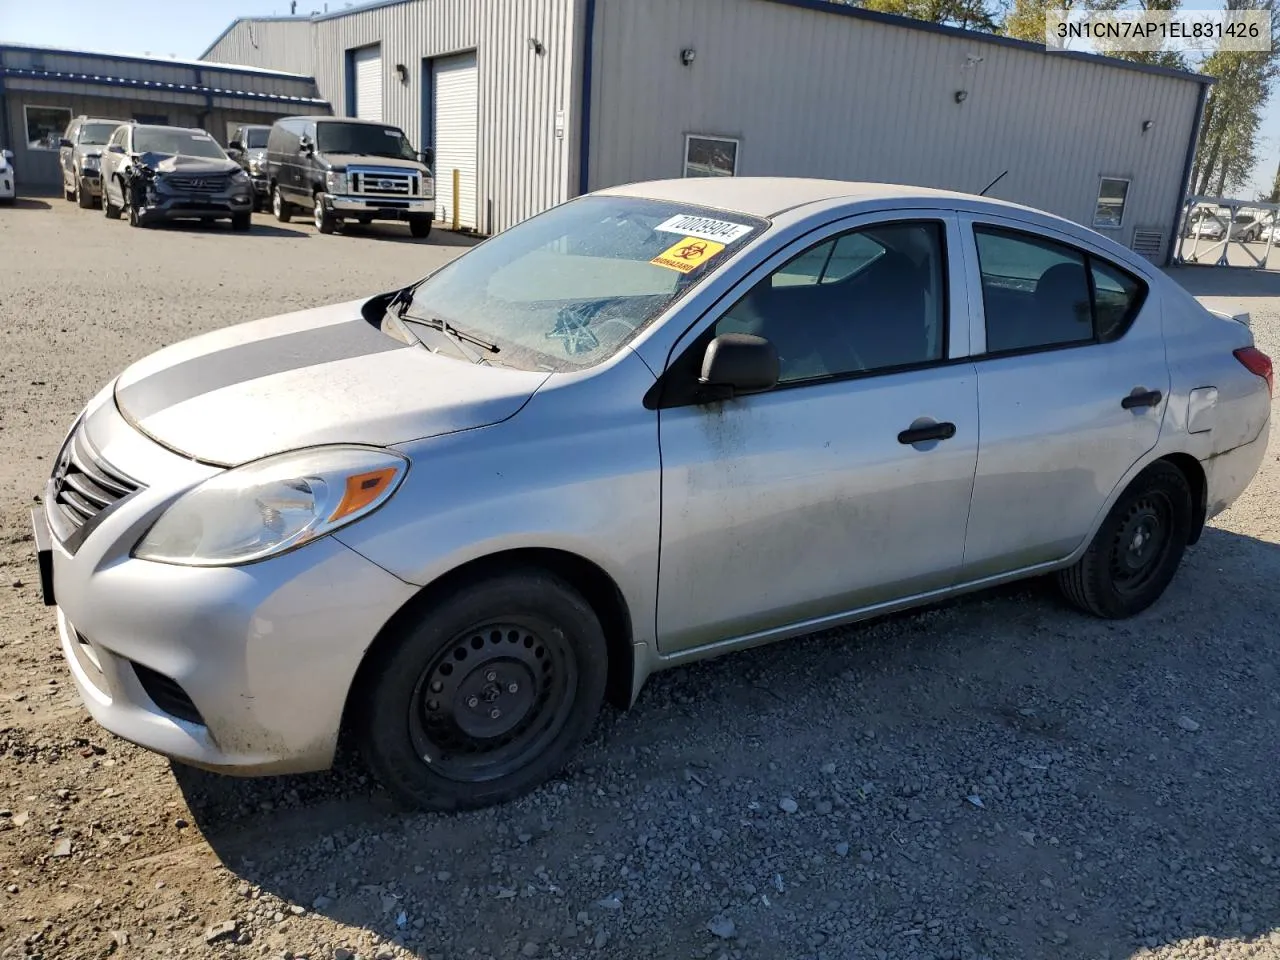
[[135, 152, 240, 175], [321, 152, 426, 172], [112, 299, 550, 466]]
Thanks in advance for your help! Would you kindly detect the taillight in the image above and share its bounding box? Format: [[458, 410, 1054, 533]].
[[1234, 346, 1274, 397]]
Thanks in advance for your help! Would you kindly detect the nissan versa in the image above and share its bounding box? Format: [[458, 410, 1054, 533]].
[[34, 178, 1271, 810]]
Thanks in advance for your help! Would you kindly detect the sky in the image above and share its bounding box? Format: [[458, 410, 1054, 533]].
[[1, 0, 1276, 200]]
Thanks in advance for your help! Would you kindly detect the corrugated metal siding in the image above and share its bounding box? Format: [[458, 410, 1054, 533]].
[[203, 20, 318, 78], [588, 0, 1202, 260], [353, 45, 384, 120], [204, 0, 583, 234]]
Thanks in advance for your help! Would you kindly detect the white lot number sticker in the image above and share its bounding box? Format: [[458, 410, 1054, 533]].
[[654, 214, 752, 245], [384, 130, 402, 137], [191, 134, 214, 141]]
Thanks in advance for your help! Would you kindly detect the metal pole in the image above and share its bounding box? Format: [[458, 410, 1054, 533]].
[[452, 168, 460, 232]]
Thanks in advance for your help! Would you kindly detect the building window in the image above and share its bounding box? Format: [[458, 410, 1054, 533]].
[[1093, 177, 1130, 229], [684, 135, 738, 178], [24, 105, 72, 151]]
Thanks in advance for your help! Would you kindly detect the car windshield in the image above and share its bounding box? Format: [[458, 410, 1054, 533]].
[[133, 128, 227, 160], [244, 129, 269, 149], [79, 122, 120, 146], [400, 195, 767, 372], [316, 122, 417, 160]]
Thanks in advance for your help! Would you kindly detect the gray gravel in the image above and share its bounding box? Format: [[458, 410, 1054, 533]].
[[1, 201, 1279, 960]]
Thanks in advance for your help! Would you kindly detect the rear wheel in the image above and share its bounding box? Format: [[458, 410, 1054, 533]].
[[272, 185, 292, 223], [409, 215, 432, 240], [1058, 461, 1192, 619], [357, 570, 608, 811], [63, 178, 76, 202]]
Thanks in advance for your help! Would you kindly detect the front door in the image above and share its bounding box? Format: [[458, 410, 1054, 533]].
[[956, 216, 1169, 579], [655, 215, 980, 653]]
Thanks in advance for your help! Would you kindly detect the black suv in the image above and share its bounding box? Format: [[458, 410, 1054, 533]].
[[267, 116, 435, 238], [227, 124, 272, 211]]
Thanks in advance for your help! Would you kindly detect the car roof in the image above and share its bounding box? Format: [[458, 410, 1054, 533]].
[[132, 124, 209, 135], [278, 115, 401, 128], [76, 117, 127, 126], [599, 176, 1045, 220]]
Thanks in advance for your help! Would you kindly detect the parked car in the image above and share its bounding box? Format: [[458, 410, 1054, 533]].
[[99, 123, 253, 230], [0, 149, 14, 203], [1260, 220, 1280, 244], [59, 116, 127, 208], [267, 116, 435, 237], [33, 179, 1272, 811], [1185, 211, 1264, 243], [227, 124, 272, 211], [1231, 213, 1264, 242]]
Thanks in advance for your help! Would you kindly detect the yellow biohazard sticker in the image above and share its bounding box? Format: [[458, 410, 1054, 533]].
[[650, 236, 726, 274]]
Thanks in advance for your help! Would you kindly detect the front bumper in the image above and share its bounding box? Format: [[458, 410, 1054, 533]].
[[39, 398, 417, 775], [138, 186, 254, 222], [325, 193, 435, 221]]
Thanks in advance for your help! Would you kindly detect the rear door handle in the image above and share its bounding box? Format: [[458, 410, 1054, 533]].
[[1121, 389, 1163, 410], [898, 421, 957, 445]]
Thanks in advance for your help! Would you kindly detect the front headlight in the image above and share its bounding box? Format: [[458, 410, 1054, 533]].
[[248, 157, 264, 175], [325, 171, 348, 195], [420, 175, 434, 199], [82, 155, 100, 171], [133, 446, 408, 567], [230, 168, 250, 183]]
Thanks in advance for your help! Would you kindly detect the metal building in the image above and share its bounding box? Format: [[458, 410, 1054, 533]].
[[201, 0, 1210, 260], [0, 43, 330, 192]]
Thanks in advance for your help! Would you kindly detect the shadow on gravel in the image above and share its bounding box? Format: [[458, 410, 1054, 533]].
[[1166, 264, 1280, 300], [330, 223, 484, 247], [4, 197, 53, 211], [173, 526, 1280, 960], [139, 220, 311, 239]]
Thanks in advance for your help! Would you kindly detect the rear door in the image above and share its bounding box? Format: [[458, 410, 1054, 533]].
[[956, 213, 1167, 579]]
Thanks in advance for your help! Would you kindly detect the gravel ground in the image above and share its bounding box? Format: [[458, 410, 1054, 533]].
[[2, 200, 1279, 960]]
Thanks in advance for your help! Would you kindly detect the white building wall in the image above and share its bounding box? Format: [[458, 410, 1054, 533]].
[[205, 0, 584, 235], [586, 0, 1205, 260]]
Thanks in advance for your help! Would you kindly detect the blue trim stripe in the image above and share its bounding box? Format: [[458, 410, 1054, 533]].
[[0, 66, 330, 107]]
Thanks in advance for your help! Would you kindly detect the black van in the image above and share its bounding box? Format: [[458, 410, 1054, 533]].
[[266, 116, 435, 238]]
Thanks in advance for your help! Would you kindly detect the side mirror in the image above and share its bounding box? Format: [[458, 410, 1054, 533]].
[[1, 149, 12, 160], [228, 139, 244, 152], [60, 137, 74, 149], [299, 135, 314, 154], [699, 333, 778, 398], [420, 147, 434, 169], [108, 143, 125, 155]]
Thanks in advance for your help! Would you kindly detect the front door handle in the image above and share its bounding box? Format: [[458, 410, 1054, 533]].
[[898, 421, 957, 445], [1121, 389, 1163, 410]]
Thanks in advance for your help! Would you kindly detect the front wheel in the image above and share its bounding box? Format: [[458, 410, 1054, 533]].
[[103, 179, 121, 219], [1058, 461, 1192, 619], [357, 570, 608, 811], [231, 212, 252, 232], [409, 215, 432, 239], [272, 185, 292, 223], [313, 193, 336, 234]]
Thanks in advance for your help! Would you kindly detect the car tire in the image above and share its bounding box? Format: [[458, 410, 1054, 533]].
[[103, 178, 122, 220], [357, 569, 609, 811], [76, 178, 94, 209], [272, 185, 292, 223], [126, 191, 143, 228], [63, 180, 76, 202], [231, 212, 252, 232], [409, 216, 432, 240], [313, 193, 336, 234], [1058, 461, 1192, 619]]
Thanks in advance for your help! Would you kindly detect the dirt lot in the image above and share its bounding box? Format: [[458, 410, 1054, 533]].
[[1, 198, 1279, 960]]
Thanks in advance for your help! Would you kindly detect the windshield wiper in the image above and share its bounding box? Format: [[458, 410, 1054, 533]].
[[398, 308, 500, 361]]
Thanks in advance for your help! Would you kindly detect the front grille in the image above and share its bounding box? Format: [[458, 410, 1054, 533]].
[[164, 174, 229, 193], [49, 425, 141, 544], [350, 167, 417, 198], [132, 663, 204, 726]]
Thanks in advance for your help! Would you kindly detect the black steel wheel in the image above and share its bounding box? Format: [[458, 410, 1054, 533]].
[[358, 570, 608, 811], [1059, 461, 1192, 619], [408, 215, 432, 239]]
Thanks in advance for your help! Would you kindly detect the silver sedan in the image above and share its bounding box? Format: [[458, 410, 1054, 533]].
[[33, 178, 1273, 810]]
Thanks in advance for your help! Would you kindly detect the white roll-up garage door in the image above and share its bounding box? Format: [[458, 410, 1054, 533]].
[[432, 52, 478, 230], [353, 45, 383, 122]]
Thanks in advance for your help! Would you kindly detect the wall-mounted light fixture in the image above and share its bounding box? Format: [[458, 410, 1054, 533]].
[[1142, 119, 1154, 133], [529, 37, 545, 55], [394, 63, 409, 84], [954, 89, 968, 104], [680, 47, 696, 66]]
